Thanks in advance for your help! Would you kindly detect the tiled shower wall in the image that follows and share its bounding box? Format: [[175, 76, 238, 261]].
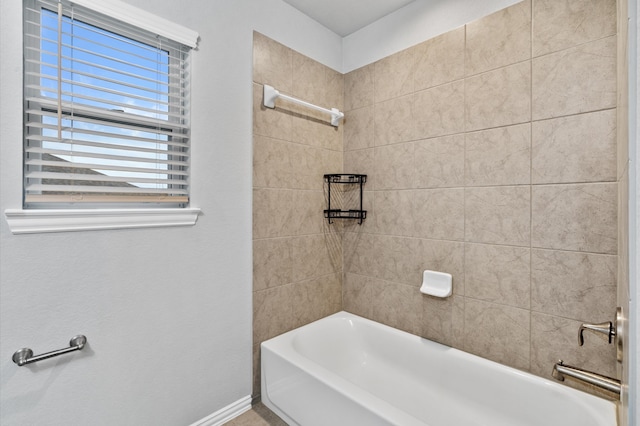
[[252, 32, 344, 397], [343, 0, 619, 382], [253, 0, 621, 400]]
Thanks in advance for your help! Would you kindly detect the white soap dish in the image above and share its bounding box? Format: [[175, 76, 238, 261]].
[[420, 270, 452, 298]]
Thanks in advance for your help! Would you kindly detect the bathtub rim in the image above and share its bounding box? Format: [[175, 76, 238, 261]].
[[260, 311, 617, 426]]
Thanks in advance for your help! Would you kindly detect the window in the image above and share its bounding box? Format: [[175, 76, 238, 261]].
[[23, 0, 194, 208]]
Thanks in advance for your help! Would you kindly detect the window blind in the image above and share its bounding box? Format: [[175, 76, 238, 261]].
[[23, 0, 193, 207]]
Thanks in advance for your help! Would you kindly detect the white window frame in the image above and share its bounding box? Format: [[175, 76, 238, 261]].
[[6, 0, 200, 234]]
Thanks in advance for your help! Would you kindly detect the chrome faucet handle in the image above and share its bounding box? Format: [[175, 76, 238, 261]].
[[578, 321, 615, 346]]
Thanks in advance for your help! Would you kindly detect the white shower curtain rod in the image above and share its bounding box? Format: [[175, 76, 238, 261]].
[[262, 84, 344, 127]]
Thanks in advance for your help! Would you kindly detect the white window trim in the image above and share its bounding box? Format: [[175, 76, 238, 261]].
[[8, 1, 201, 234], [72, 0, 199, 48], [4, 207, 201, 234]]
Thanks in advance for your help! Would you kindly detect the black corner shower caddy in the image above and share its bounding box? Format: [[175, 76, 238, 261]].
[[323, 174, 367, 225]]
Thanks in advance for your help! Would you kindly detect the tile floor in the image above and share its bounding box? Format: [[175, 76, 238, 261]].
[[224, 402, 287, 426]]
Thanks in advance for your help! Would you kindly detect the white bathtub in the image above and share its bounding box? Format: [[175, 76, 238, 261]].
[[261, 311, 616, 426]]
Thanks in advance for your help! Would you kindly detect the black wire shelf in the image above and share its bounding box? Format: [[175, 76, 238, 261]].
[[324, 209, 367, 220], [323, 174, 367, 184], [324, 174, 367, 225]]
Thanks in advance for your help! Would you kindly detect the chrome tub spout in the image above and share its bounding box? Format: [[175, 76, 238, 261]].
[[552, 360, 621, 399]]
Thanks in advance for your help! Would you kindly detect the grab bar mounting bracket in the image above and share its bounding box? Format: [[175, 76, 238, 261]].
[[12, 335, 87, 366]]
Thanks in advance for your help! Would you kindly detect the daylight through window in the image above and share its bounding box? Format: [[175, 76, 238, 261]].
[[23, 0, 191, 208]]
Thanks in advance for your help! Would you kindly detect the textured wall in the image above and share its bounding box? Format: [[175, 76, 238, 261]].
[[0, 1, 342, 425], [343, 0, 620, 384], [252, 32, 344, 398]]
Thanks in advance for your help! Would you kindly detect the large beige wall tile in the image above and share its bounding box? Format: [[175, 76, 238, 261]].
[[253, 32, 292, 90], [415, 135, 465, 189], [374, 95, 415, 146], [532, 0, 616, 57], [465, 123, 531, 186], [530, 312, 617, 381], [291, 190, 325, 235], [343, 232, 377, 277], [343, 273, 376, 319], [374, 48, 415, 103], [532, 36, 616, 120], [465, 62, 531, 131], [464, 299, 531, 370], [375, 190, 415, 236], [341, 192, 374, 233], [292, 147, 340, 191], [422, 295, 465, 347], [465, 243, 531, 309], [325, 67, 344, 111], [292, 50, 326, 106], [253, 188, 293, 239], [531, 249, 617, 320], [373, 235, 418, 286], [414, 27, 465, 91], [320, 148, 344, 178], [253, 238, 292, 291], [253, 83, 292, 141], [465, 186, 531, 246], [291, 105, 342, 151], [292, 273, 341, 328], [344, 148, 374, 189], [291, 234, 341, 282], [345, 64, 374, 111], [414, 80, 465, 139], [330, 125, 346, 156], [414, 188, 465, 241], [415, 239, 465, 295], [372, 281, 422, 335], [465, 0, 531, 76], [253, 135, 294, 189], [375, 142, 415, 190], [290, 145, 324, 190], [344, 106, 374, 151], [253, 285, 294, 343], [532, 109, 617, 184], [287, 57, 344, 150], [531, 183, 617, 253]]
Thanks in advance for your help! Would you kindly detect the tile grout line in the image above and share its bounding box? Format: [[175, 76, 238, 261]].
[[462, 21, 468, 351], [529, 0, 534, 372]]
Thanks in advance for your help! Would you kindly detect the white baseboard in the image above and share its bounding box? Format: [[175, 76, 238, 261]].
[[188, 395, 252, 426]]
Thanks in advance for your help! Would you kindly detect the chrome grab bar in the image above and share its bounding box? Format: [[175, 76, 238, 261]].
[[12, 335, 87, 366], [552, 360, 621, 398]]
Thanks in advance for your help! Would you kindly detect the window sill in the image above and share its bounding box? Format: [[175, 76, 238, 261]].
[[4, 208, 201, 234]]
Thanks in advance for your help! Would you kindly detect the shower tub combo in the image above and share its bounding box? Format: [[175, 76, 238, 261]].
[[261, 311, 616, 426]]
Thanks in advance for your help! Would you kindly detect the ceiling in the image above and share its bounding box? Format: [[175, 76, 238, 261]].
[[281, 0, 417, 37]]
